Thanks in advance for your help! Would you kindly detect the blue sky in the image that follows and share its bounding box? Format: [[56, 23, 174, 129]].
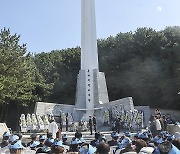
[[0, 0, 180, 53]]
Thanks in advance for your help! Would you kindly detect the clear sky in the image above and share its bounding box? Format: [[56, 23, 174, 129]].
[[0, 0, 180, 54]]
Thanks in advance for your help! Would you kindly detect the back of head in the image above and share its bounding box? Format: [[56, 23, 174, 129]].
[[135, 139, 147, 153], [51, 145, 64, 154], [158, 141, 172, 154], [30, 133, 37, 140], [96, 142, 110, 154], [95, 132, 101, 140], [75, 131, 82, 139], [9, 141, 24, 153]]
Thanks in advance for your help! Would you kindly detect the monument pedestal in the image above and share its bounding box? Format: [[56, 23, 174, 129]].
[[74, 69, 109, 121]]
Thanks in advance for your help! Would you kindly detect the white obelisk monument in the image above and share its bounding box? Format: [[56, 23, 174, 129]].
[[36, 0, 142, 126], [81, 0, 99, 70], [81, 0, 98, 117], [74, 0, 109, 121]]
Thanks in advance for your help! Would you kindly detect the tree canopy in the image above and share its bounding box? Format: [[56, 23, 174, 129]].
[[0, 26, 180, 127]]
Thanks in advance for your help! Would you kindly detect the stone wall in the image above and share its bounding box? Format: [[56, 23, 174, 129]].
[[103, 97, 134, 111], [35, 102, 74, 117], [95, 97, 134, 123]]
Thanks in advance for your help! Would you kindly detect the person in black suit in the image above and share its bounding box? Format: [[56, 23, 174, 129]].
[[89, 116, 93, 135], [93, 115, 97, 132], [66, 113, 69, 131]]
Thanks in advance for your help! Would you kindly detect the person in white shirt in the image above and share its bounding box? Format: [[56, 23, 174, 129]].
[[48, 117, 59, 139], [155, 116, 162, 135]]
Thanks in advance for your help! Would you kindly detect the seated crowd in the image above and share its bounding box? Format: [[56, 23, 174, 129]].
[[0, 129, 180, 154]]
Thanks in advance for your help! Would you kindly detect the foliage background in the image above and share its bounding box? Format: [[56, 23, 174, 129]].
[[0, 26, 180, 130]]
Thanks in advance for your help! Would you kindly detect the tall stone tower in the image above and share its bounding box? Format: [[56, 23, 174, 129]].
[[74, 0, 109, 121], [35, 0, 145, 127]]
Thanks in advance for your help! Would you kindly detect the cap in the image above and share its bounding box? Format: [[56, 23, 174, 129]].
[[111, 132, 119, 138], [118, 137, 132, 149], [39, 135, 46, 140], [166, 134, 175, 140], [9, 135, 19, 142], [9, 142, 24, 149], [71, 138, 82, 145], [79, 137, 85, 143], [30, 141, 40, 148], [52, 140, 63, 146], [138, 133, 149, 139], [153, 136, 164, 144], [160, 131, 168, 135], [124, 132, 131, 137], [62, 134, 68, 139], [88, 144, 97, 154], [3, 131, 10, 137]]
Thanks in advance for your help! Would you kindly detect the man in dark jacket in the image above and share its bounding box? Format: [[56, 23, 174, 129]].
[[93, 115, 97, 132], [89, 116, 93, 135]]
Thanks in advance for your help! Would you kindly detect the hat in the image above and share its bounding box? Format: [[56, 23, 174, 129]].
[[39, 135, 46, 140], [153, 136, 164, 144], [30, 141, 40, 148], [88, 144, 97, 154], [9, 135, 19, 142], [9, 142, 24, 149], [124, 132, 131, 137], [30, 133, 37, 138], [3, 131, 10, 137], [160, 131, 168, 136], [166, 134, 175, 141], [118, 137, 132, 149], [79, 137, 85, 143], [62, 134, 68, 139], [71, 138, 82, 145], [138, 133, 149, 139], [52, 140, 63, 146], [111, 132, 119, 138]]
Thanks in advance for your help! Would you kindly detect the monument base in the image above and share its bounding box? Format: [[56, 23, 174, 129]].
[[35, 96, 135, 123]]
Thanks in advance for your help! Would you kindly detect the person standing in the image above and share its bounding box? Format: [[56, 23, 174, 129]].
[[89, 116, 93, 135], [59, 115, 63, 131], [155, 115, 162, 135], [149, 115, 157, 137], [115, 117, 121, 133], [93, 115, 97, 132], [48, 117, 59, 139], [66, 113, 69, 131]]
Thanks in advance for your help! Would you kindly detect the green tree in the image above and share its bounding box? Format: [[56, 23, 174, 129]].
[[0, 28, 50, 124]]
